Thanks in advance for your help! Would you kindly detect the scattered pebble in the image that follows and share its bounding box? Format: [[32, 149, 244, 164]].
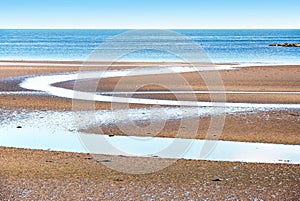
[[211, 178, 223, 182], [114, 178, 124, 182], [96, 159, 112, 163]]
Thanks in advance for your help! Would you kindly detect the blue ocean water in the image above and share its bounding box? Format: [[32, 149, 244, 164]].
[[0, 29, 299, 63]]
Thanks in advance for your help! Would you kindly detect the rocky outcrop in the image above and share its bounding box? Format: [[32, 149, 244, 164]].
[[269, 43, 300, 47]]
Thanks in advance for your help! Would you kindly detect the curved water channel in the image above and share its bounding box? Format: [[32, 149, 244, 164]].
[[0, 65, 299, 164]]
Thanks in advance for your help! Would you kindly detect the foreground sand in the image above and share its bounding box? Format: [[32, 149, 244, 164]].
[[1, 147, 299, 200], [0, 61, 299, 199]]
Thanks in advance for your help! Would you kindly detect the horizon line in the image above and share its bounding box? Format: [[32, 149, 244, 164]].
[[1, 28, 300, 30]]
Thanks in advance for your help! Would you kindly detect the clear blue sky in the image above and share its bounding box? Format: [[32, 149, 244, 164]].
[[1, 0, 299, 29]]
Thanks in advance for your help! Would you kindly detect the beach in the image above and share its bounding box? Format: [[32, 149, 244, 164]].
[[0, 61, 299, 199], [1, 61, 299, 145], [1, 146, 299, 200]]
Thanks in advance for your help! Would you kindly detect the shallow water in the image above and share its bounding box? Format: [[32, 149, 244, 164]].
[[0, 91, 47, 95], [0, 109, 299, 164], [99, 90, 300, 95]]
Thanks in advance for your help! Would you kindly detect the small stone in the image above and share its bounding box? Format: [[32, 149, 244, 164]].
[[212, 178, 223, 182], [114, 178, 124, 182], [97, 159, 111, 163], [16, 126, 22, 128]]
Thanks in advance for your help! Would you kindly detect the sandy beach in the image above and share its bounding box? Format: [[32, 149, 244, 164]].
[[0, 61, 299, 200], [1, 146, 299, 200]]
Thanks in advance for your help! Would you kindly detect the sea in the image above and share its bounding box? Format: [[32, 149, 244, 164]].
[[0, 29, 299, 63]]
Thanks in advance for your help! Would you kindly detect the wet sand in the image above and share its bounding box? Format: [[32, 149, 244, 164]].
[[86, 110, 300, 145], [0, 61, 299, 199], [1, 61, 299, 144]]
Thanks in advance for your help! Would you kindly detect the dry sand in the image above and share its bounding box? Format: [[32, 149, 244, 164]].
[[0, 147, 299, 200], [0, 61, 299, 199]]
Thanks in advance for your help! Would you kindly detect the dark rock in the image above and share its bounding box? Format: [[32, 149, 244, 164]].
[[269, 43, 300, 47], [212, 178, 223, 182], [289, 113, 300, 117], [113, 178, 124, 182], [97, 159, 112, 163], [16, 126, 22, 128]]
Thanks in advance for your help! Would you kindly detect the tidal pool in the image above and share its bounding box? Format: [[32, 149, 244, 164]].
[[0, 109, 299, 164]]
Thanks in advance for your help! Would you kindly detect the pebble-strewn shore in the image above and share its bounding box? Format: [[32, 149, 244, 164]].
[[1, 147, 299, 200]]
